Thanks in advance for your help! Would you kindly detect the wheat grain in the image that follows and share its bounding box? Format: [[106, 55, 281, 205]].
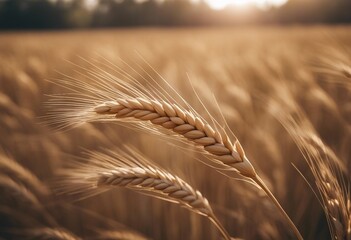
[[93, 97, 256, 178]]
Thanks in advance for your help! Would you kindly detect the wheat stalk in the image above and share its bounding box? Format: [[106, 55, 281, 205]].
[[57, 148, 231, 240], [47, 58, 303, 239]]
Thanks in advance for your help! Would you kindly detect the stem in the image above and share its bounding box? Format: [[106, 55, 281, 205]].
[[253, 174, 303, 240], [210, 215, 232, 240]]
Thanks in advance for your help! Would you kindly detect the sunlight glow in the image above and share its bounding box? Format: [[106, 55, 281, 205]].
[[205, 0, 289, 10]]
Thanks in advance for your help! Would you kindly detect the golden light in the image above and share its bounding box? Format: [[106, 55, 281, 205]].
[[205, 0, 289, 10]]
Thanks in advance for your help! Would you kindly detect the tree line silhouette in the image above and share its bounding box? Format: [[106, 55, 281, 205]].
[[0, 0, 350, 30]]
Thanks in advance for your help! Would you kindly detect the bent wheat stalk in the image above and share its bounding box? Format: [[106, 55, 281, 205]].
[[269, 99, 351, 240], [58, 149, 231, 240], [93, 98, 302, 240], [47, 58, 302, 239]]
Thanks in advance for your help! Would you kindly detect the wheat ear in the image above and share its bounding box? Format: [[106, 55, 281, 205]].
[[47, 59, 302, 239], [57, 148, 231, 240], [92, 97, 302, 240]]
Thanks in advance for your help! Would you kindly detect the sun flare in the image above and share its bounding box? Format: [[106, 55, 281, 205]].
[[205, 0, 289, 10]]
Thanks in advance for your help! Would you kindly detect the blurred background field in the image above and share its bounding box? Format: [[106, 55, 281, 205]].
[[0, 0, 351, 240]]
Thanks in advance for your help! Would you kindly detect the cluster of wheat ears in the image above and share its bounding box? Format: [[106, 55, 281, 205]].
[[42, 55, 351, 240]]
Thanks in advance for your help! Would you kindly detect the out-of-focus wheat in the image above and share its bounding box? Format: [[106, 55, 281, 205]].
[[0, 152, 49, 197], [1, 27, 350, 240], [0, 175, 42, 208], [0, 173, 59, 227], [269, 98, 351, 240], [313, 46, 351, 90], [93, 229, 149, 240]]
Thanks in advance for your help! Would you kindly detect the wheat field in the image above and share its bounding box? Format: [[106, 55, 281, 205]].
[[0, 26, 350, 240]]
